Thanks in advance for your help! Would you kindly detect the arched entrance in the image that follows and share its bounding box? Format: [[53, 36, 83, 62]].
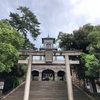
[[42, 69, 54, 81], [31, 70, 39, 81], [57, 70, 65, 81]]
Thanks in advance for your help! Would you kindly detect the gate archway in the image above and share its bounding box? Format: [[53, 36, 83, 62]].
[[42, 69, 55, 81], [31, 70, 39, 81], [57, 70, 65, 81]]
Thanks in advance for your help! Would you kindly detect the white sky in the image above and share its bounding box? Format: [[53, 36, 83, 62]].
[[0, 0, 100, 48]]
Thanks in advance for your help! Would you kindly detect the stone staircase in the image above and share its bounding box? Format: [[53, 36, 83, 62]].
[[1, 81, 92, 100], [29, 81, 67, 100]]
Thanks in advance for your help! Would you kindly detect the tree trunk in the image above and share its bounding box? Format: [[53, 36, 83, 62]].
[[89, 78, 97, 93]]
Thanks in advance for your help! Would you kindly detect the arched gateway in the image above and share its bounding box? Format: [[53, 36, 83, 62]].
[[31, 70, 39, 81], [18, 37, 81, 100], [42, 69, 54, 81], [57, 70, 65, 81]]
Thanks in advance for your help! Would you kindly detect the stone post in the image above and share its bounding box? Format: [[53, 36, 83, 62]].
[[63, 74, 66, 81], [55, 56, 57, 60], [39, 72, 42, 81], [55, 72, 58, 81], [65, 54, 74, 100], [23, 55, 32, 100]]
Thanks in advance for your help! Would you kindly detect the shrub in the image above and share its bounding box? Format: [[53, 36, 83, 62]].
[[3, 76, 21, 93]]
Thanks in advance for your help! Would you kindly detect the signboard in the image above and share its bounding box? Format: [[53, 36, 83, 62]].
[[0, 82, 4, 89]]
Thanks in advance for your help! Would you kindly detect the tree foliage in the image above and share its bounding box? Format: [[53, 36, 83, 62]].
[[0, 6, 40, 92], [57, 24, 100, 93], [0, 20, 24, 72], [88, 26, 100, 55], [86, 26, 100, 76], [8, 6, 40, 49], [57, 24, 93, 52], [57, 32, 75, 50], [73, 24, 93, 52], [81, 53, 99, 77]]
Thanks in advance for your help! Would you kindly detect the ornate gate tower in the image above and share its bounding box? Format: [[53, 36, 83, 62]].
[[39, 37, 57, 80], [40, 36, 57, 63]]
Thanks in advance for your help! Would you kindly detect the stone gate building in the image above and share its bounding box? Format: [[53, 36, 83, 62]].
[[18, 36, 81, 100], [32, 37, 67, 81]]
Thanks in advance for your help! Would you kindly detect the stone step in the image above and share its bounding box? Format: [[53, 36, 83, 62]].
[[1, 81, 92, 100]]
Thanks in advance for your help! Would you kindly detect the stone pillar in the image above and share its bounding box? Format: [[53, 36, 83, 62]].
[[40, 56, 42, 60], [23, 55, 32, 100], [31, 72, 33, 81], [55, 72, 58, 81], [65, 55, 74, 100], [63, 74, 66, 81], [39, 72, 42, 81], [55, 56, 57, 60]]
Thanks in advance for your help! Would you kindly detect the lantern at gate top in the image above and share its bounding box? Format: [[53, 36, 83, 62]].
[[40, 36, 57, 51], [39, 36, 57, 63]]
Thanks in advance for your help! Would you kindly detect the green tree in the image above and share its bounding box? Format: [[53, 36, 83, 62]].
[[8, 6, 40, 49], [73, 24, 93, 52], [57, 24, 93, 52], [57, 24, 100, 93], [85, 55, 99, 77], [88, 25, 100, 55], [0, 20, 24, 72], [87, 25, 100, 77], [57, 32, 76, 50], [81, 53, 100, 92], [85, 26, 100, 92]]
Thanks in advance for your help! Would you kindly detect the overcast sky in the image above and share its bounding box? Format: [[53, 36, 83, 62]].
[[0, 0, 100, 48]]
